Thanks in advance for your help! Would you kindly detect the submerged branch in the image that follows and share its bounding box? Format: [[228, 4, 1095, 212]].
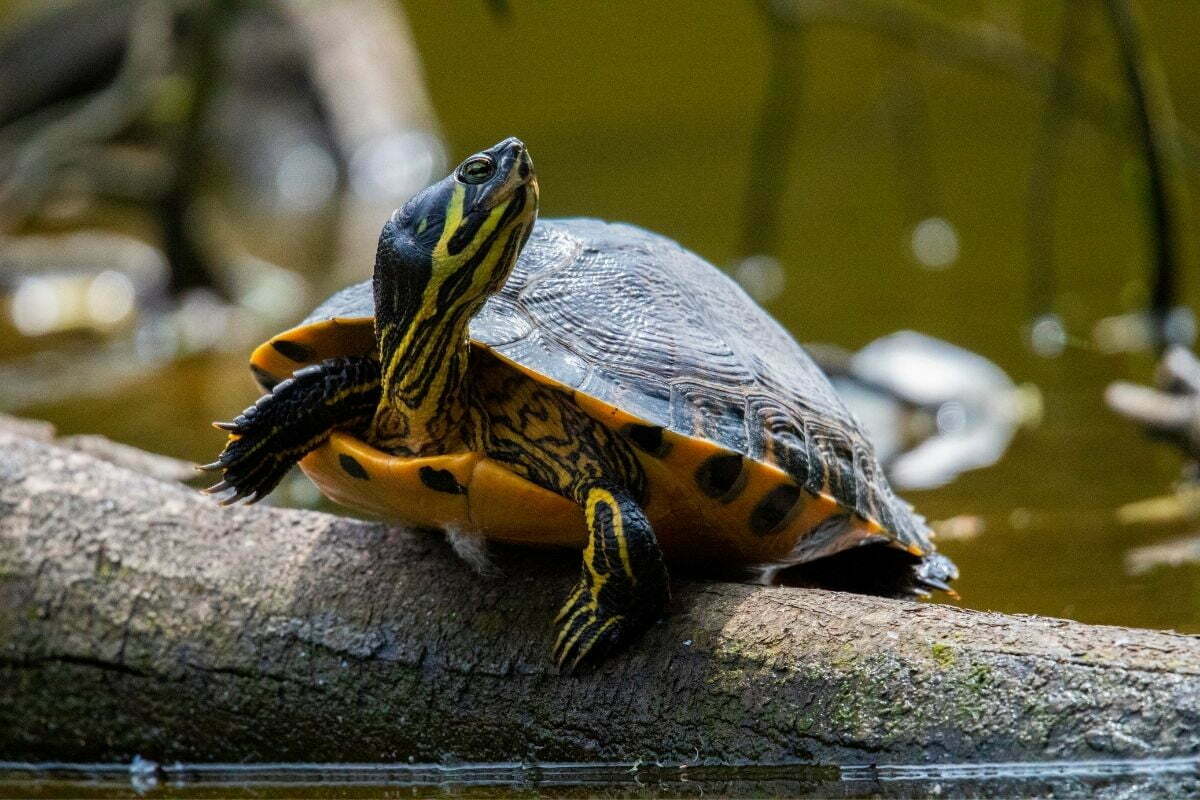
[[768, 0, 1200, 181], [1102, 0, 1193, 348], [2, 416, 1200, 764], [1026, 0, 1088, 331]]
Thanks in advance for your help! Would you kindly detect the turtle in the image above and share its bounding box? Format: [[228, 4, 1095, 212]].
[[203, 136, 957, 671]]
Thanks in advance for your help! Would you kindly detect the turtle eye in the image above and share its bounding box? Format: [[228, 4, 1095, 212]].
[[457, 156, 496, 185]]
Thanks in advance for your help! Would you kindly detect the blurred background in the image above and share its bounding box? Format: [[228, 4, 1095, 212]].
[[2, 0, 1199, 632]]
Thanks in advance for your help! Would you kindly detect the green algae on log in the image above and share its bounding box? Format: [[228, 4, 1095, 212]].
[[1, 417, 1199, 764]]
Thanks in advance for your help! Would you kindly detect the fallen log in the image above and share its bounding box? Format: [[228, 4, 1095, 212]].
[[1, 418, 1199, 766]]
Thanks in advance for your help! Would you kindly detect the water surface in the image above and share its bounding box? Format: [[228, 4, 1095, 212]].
[[3, 756, 1199, 799]]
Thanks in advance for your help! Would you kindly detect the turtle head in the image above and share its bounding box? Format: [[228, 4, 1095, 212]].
[[376, 137, 536, 300], [373, 138, 537, 339], [371, 139, 537, 444]]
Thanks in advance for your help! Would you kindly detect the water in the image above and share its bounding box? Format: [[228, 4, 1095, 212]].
[[2, 757, 1198, 798]]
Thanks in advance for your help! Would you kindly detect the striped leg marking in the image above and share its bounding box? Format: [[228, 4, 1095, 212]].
[[553, 482, 669, 672], [202, 356, 381, 504]]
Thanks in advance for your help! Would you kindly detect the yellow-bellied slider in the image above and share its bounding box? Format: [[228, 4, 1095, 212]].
[[205, 137, 956, 670]]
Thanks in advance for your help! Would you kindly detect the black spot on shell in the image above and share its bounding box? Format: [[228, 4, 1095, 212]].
[[695, 453, 746, 503], [750, 484, 803, 536], [419, 466, 466, 494], [272, 339, 314, 362], [339, 454, 370, 480], [624, 424, 670, 457], [250, 364, 279, 391]]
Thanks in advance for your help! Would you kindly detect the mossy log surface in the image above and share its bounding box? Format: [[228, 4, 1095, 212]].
[[1, 419, 1199, 765]]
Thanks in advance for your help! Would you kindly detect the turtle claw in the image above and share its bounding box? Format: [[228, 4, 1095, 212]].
[[207, 446, 291, 505], [914, 552, 959, 597], [213, 421, 238, 431], [219, 486, 254, 506], [202, 428, 292, 505]]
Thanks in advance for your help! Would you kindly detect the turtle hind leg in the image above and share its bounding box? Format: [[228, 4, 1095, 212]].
[[203, 356, 381, 504], [913, 552, 959, 597], [553, 481, 670, 672]]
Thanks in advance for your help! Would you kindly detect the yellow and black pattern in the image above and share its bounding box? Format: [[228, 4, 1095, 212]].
[[203, 356, 381, 503], [369, 138, 536, 457], [553, 483, 668, 671], [471, 355, 667, 670]]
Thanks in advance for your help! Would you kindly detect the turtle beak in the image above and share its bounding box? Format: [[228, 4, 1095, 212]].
[[474, 137, 535, 212]]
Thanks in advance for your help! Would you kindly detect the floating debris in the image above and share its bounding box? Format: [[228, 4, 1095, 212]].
[[1126, 534, 1200, 575], [814, 331, 1037, 490], [1107, 346, 1200, 462]]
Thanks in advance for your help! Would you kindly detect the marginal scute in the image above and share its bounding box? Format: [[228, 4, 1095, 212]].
[[338, 454, 370, 480], [749, 483, 803, 537], [272, 339, 314, 363], [694, 453, 746, 503], [623, 424, 670, 457], [419, 466, 467, 495]]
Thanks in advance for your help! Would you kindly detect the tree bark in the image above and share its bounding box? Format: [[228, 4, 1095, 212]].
[[1, 418, 1198, 766]]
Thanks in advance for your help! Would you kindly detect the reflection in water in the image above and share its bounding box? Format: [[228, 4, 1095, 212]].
[[1107, 346, 1200, 577], [1126, 533, 1200, 575], [909, 216, 959, 270], [2, 755, 1197, 798], [2, 231, 166, 337], [812, 331, 1037, 490]]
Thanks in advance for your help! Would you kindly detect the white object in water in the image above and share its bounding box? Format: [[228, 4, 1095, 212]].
[[831, 331, 1033, 491]]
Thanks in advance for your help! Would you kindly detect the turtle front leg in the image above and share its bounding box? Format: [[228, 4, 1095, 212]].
[[202, 356, 381, 503], [554, 481, 670, 672]]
